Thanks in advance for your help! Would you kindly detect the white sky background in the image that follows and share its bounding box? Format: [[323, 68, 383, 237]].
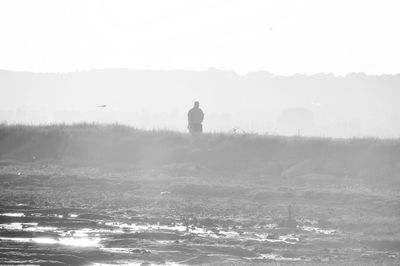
[[0, 0, 399, 75], [0, 0, 399, 137]]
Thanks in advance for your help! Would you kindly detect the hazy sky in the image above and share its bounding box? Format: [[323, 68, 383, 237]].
[[0, 0, 399, 75]]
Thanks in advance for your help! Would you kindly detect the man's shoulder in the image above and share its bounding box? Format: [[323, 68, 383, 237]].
[[189, 107, 203, 114]]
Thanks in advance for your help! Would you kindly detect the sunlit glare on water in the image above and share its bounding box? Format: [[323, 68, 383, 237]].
[[0, 236, 101, 247], [0, 213, 25, 217]]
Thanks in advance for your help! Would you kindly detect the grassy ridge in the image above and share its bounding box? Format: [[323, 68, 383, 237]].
[[0, 123, 399, 180]]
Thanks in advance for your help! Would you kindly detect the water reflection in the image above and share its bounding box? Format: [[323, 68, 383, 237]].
[[259, 253, 306, 261], [92, 262, 182, 266], [300, 225, 336, 235], [105, 221, 301, 243], [0, 213, 25, 217], [0, 236, 101, 247], [1, 222, 57, 232]]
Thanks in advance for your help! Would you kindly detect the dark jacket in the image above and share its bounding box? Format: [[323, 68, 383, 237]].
[[188, 107, 204, 124]]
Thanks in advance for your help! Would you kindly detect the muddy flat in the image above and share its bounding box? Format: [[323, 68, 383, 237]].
[[0, 162, 399, 265]]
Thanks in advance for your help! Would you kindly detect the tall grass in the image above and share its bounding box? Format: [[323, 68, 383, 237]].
[[0, 123, 399, 179]]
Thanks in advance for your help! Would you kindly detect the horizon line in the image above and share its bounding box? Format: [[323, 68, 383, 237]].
[[1, 67, 399, 78]]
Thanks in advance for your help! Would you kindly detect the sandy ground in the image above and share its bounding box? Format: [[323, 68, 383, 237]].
[[0, 161, 399, 265]]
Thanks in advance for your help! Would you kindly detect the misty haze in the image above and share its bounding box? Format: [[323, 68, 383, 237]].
[[1, 1, 400, 265], [2, 69, 399, 138]]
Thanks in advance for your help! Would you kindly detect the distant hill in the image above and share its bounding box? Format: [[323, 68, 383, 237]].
[[1, 69, 399, 137]]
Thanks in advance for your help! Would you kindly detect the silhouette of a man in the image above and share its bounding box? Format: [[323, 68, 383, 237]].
[[188, 101, 204, 134]]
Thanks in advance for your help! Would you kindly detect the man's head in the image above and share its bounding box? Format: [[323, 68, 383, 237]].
[[194, 101, 200, 108]]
